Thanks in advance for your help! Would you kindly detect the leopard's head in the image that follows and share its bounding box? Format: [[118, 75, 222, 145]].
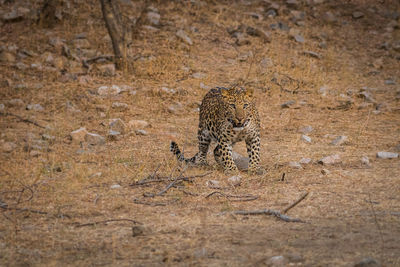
[[221, 87, 254, 130]]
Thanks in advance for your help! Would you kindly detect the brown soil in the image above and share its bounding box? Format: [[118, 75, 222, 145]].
[[1, 0, 399, 266]]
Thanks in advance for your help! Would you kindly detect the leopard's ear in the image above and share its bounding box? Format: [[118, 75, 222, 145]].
[[245, 87, 254, 98]]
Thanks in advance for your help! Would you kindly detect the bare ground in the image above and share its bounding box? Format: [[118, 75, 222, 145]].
[[1, 0, 400, 266]]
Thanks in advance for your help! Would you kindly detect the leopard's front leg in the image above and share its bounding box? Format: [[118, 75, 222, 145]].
[[246, 134, 260, 174], [214, 142, 239, 173]]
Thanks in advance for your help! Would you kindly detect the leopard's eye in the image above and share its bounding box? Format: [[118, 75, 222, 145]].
[[230, 104, 235, 108], [243, 104, 249, 108]]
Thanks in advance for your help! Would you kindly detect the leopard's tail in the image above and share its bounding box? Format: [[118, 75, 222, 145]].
[[170, 141, 195, 163]]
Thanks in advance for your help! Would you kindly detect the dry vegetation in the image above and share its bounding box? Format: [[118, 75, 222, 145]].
[[1, 0, 400, 266]]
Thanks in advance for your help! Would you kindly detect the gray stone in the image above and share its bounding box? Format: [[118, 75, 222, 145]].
[[26, 104, 44, 111], [299, 158, 312, 164], [358, 90, 375, 103], [227, 175, 241, 186], [232, 151, 249, 171], [41, 134, 55, 142], [2, 9, 23, 22], [206, 180, 221, 189], [291, 10, 305, 21], [330, 135, 347, 146], [97, 85, 121, 96], [299, 126, 313, 134], [322, 11, 337, 23], [286, 0, 299, 8], [0, 51, 15, 63], [161, 87, 176, 94], [109, 118, 126, 134], [319, 86, 328, 96], [376, 151, 398, 159], [294, 34, 305, 43], [135, 129, 148, 136], [70, 127, 88, 143], [321, 168, 330, 175], [146, 11, 160, 26], [384, 79, 395, 85], [2, 142, 16, 153], [108, 130, 121, 141], [352, 11, 364, 19], [301, 135, 311, 143], [132, 225, 145, 237], [318, 154, 341, 165], [112, 102, 129, 110], [0, 103, 4, 111], [354, 257, 380, 267], [30, 150, 41, 157], [110, 184, 121, 189], [281, 100, 295, 108], [128, 120, 149, 130], [191, 72, 206, 79], [176, 30, 193, 45], [200, 82, 210, 90], [266, 255, 287, 266], [303, 50, 321, 59], [289, 161, 302, 169], [85, 133, 105, 145], [98, 64, 116, 76], [15, 62, 28, 70], [235, 32, 251, 46]]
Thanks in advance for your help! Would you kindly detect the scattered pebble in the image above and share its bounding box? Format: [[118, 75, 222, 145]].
[[319, 86, 328, 96], [384, 79, 395, 85], [227, 175, 241, 186], [2, 142, 16, 153], [128, 120, 149, 130], [70, 127, 88, 143], [376, 151, 398, 159], [289, 161, 302, 169], [299, 158, 312, 164], [358, 90, 375, 103], [361, 156, 370, 165], [232, 151, 249, 171], [161, 87, 176, 94], [8, 98, 24, 107], [176, 30, 193, 45], [318, 154, 341, 165], [29, 150, 41, 157], [98, 64, 116, 76], [98, 85, 121, 96], [85, 133, 106, 145], [132, 225, 145, 237], [299, 126, 313, 134], [0, 51, 16, 63], [266, 255, 287, 266], [294, 34, 305, 43], [352, 11, 364, 19], [303, 50, 321, 59], [109, 118, 126, 134], [330, 135, 347, 146], [206, 180, 221, 189], [112, 102, 129, 110], [301, 135, 312, 143], [146, 11, 160, 26], [191, 72, 207, 79], [0, 103, 4, 111], [26, 104, 44, 111], [281, 100, 296, 108], [135, 129, 148, 136], [321, 168, 330, 175], [108, 130, 121, 141], [110, 184, 121, 189]]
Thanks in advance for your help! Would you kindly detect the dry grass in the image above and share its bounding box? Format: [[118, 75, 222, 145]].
[[1, 0, 400, 266]]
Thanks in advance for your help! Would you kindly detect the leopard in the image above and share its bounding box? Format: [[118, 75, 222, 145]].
[[170, 86, 261, 174]]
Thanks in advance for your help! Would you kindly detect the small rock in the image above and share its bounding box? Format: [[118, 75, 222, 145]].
[[70, 127, 88, 143], [358, 90, 375, 103], [235, 32, 251, 46], [330, 135, 347, 146], [322, 11, 337, 23], [206, 180, 221, 189], [72, 38, 90, 49], [97, 85, 121, 96], [291, 10, 305, 21], [318, 154, 341, 165], [85, 133, 105, 145], [294, 34, 305, 43], [289, 161, 302, 169], [303, 50, 321, 59], [321, 168, 330, 175], [191, 72, 207, 79], [15, 62, 28, 70], [200, 82, 210, 90], [2, 142, 16, 153], [41, 134, 55, 142], [108, 130, 121, 141], [246, 27, 271, 42], [26, 104, 44, 111], [161, 87, 176, 94], [301, 135, 312, 143], [0, 51, 16, 63], [135, 129, 148, 136], [146, 11, 160, 26], [376, 151, 398, 159], [352, 11, 364, 19], [299, 126, 313, 134], [110, 184, 121, 189], [299, 158, 312, 164], [319, 86, 328, 96], [128, 120, 149, 130], [109, 118, 126, 134], [361, 156, 370, 165], [266, 255, 287, 266], [384, 79, 395, 85], [286, 0, 299, 8], [0, 103, 4, 111], [176, 30, 193, 45], [281, 100, 296, 108], [232, 151, 249, 171], [354, 257, 380, 267], [29, 150, 41, 157], [111, 102, 129, 111], [98, 64, 116, 76], [227, 175, 241, 186], [49, 37, 65, 48], [132, 225, 145, 237], [89, 172, 102, 178]]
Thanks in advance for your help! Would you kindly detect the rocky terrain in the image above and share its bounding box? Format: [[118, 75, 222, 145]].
[[1, 0, 399, 266]]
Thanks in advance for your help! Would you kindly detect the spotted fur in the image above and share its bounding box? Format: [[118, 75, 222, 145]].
[[170, 87, 260, 173]]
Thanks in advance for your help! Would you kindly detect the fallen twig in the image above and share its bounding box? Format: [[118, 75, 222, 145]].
[[0, 204, 70, 218], [133, 198, 166, 206], [231, 209, 304, 223], [205, 191, 258, 202], [283, 192, 309, 214], [0, 112, 46, 129], [75, 218, 142, 228], [130, 171, 213, 187]]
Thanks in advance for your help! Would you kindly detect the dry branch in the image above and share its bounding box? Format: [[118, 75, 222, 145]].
[[0, 112, 46, 129], [75, 218, 142, 228], [231, 209, 304, 223], [283, 192, 309, 214], [205, 191, 259, 202]]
